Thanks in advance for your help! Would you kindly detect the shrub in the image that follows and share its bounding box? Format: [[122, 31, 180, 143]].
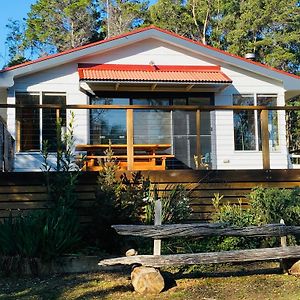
[[143, 184, 191, 225], [89, 144, 191, 253], [209, 188, 300, 251], [0, 113, 82, 276], [249, 187, 300, 225]]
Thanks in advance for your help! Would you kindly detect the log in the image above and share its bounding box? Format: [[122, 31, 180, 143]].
[[131, 266, 164, 294], [112, 223, 300, 239], [99, 245, 300, 268]]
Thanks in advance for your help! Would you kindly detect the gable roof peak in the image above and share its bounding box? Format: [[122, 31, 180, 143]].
[[1, 25, 299, 82]]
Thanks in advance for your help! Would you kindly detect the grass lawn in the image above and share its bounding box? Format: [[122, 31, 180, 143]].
[[1, 262, 300, 300]]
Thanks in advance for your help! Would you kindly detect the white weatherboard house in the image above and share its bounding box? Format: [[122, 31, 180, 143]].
[[0, 26, 300, 172]]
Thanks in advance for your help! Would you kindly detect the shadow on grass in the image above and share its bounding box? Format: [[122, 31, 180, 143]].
[[0, 272, 132, 300], [172, 264, 283, 280]]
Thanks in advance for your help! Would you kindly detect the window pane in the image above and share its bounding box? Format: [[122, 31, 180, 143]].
[[132, 98, 170, 106], [132, 98, 171, 144], [42, 94, 66, 152], [257, 95, 278, 151], [134, 109, 171, 144], [90, 97, 127, 144], [233, 95, 256, 150], [16, 94, 40, 151]]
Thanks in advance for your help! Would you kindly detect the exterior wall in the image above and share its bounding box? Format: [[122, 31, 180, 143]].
[[6, 38, 289, 171], [0, 88, 7, 123], [11, 64, 89, 171], [215, 66, 287, 169], [78, 38, 216, 66]]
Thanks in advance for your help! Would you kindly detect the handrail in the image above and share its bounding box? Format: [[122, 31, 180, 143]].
[[0, 103, 300, 111]]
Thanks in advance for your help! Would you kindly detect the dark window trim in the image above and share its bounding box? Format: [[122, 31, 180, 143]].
[[92, 91, 215, 105]]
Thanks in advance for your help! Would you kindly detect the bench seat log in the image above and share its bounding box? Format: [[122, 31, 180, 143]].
[[112, 223, 300, 239], [99, 245, 300, 268]]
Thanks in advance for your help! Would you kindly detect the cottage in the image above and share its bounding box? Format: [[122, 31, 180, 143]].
[[0, 26, 300, 172]]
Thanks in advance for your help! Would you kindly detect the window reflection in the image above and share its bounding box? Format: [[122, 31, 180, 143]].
[[90, 97, 128, 144]]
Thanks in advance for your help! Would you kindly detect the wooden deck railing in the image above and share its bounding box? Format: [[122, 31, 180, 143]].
[[0, 103, 299, 171]]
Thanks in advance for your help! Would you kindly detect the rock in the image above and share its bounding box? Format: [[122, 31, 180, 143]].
[[289, 260, 300, 275], [126, 249, 138, 257], [131, 266, 165, 294]]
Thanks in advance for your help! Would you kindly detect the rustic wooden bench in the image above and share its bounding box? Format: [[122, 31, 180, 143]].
[[99, 222, 300, 268], [98, 199, 300, 294]]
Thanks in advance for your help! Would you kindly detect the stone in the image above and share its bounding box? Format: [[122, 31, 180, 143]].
[[131, 266, 165, 294], [126, 249, 138, 257], [289, 260, 300, 276]]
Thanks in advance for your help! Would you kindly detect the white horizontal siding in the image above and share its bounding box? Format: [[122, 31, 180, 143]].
[[214, 65, 287, 170], [79, 38, 216, 66]]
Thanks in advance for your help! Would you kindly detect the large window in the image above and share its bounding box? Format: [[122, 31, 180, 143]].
[[233, 94, 278, 151], [16, 93, 40, 151], [16, 93, 66, 152], [132, 98, 171, 144], [89, 93, 213, 169], [90, 97, 128, 144]]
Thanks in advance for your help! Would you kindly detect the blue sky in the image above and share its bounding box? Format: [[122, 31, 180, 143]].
[[0, 0, 36, 67], [0, 0, 157, 68]]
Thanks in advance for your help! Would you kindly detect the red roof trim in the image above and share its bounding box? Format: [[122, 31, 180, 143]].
[[78, 64, 232, 83], [1, 25, 300, 80], [78, 63, 221, 72]]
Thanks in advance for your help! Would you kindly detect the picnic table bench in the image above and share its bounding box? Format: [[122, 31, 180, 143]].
[[76, 143, 174, 171]]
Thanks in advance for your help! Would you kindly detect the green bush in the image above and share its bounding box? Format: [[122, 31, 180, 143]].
[[209, 187, 300, 251], [89, 145, 191, 254], [0, 113, 82, 276], [249, 187, 300, 225], [143, 184, 191, 225]]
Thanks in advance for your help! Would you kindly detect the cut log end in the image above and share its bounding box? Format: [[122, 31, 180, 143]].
[[131, 266, 165, 294]]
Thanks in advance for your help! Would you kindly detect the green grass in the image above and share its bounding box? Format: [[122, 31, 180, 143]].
[[1, 263, 300, 300]]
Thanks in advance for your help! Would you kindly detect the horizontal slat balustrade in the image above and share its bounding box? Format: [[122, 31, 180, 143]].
[[0, 170, 299, 222]]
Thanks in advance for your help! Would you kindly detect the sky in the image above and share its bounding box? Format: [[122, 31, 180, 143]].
[[0, 0, 157, 68], [0, 0, 36, 67]]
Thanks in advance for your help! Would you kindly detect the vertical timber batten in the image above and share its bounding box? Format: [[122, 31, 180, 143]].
[[127, 109, 134, 170], [261, 110, 270, 169]]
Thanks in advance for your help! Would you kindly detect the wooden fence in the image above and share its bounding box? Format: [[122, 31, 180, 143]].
[[0, 170, 300, 222]]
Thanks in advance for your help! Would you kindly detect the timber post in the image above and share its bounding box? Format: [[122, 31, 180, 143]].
[[261, 109, 270, 169], [196, 109, 201, 169], [126, 109, 134, 170], [280, 219, 288, 273], [153, 199, 162, 255]]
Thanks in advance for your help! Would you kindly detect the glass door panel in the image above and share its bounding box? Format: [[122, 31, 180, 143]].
[[172, 97, 212, 169], [90, 97, 128, 144], [132, 99, 171, 145]]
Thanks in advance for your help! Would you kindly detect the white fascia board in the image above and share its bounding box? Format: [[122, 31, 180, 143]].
[[150, 30, 300, 91], [0, 73, 14, 88]]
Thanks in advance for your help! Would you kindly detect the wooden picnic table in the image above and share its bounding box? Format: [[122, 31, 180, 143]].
[[75, 144, 174, 171], [75, 143, 172, 153]]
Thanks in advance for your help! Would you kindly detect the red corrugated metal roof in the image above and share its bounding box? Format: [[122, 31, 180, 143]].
[[78, 64, 232, 83]]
